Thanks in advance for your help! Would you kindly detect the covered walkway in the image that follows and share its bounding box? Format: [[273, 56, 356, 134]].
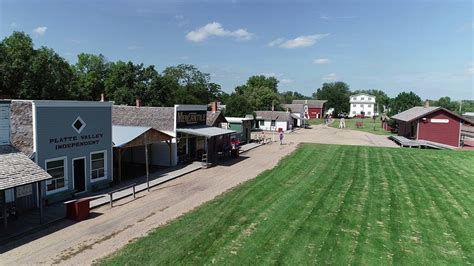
[[113, 126, 174, 184]]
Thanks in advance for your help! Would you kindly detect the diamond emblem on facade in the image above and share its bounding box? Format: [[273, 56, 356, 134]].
[[72, 117, 86, 134]]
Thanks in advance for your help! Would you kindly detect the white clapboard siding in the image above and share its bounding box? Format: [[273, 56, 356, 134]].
[[0, 104, 10, 145]]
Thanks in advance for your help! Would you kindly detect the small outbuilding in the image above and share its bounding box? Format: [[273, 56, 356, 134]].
[[225, 117, 253, 143], [392, 105, 473, 147], [255, 111, 293, 131]]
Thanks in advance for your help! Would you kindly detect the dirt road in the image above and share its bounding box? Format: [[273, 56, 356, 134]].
[[0, 125, 396, 265]]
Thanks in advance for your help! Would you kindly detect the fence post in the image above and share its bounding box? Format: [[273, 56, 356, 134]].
[[109, 193, 113, 208]]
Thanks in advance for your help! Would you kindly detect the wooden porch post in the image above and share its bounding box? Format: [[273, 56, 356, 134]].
[[167, 140, 172, 166], [145, 134, 150, 191], [38, 181, 43, 225], [118, 149, 122, 183], [3, 191, 7, 229]]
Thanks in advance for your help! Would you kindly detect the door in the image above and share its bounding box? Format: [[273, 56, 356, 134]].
[[73, 158, 86, 193]]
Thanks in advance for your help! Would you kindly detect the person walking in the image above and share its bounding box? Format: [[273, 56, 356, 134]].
[[279, 131, 284, 145]]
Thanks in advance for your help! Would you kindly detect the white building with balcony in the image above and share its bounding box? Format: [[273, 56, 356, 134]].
[[349, 94, 376, 117]]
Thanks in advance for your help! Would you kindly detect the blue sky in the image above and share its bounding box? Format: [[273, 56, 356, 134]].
[[1, 0, 473, 100]]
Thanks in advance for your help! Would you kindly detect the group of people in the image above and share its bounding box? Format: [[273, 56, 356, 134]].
[[256, 131, 285, 145]]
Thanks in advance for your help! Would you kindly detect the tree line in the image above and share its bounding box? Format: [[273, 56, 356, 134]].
[[1, 32, 472, 118]]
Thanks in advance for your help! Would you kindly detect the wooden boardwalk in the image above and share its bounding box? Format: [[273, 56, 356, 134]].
[[90, 162, 203, 209], [389, 135, 455, 150]]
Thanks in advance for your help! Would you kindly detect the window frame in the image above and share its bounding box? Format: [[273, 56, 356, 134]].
[[271, 120, 276, 127], [45, 156, 68, 195], [90, 150, 107, 182]]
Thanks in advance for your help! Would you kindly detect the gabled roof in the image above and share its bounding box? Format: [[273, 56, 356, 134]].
[[0, 145, 52, 190], [291, 100, 327, 108], [255, 111, 291, 121], [206, 111, 227, 126], [350, 93, 375, 98], [282, 104, 304, 113], [392, 106, 472, 123], [112, 125, 173, 148], [113, 105, 175, 132]]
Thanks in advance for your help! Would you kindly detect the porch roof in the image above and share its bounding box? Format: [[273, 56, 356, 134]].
[[112, 125, 173, 148], [0, 145, 52, 190], [177, 126, 235, 138]]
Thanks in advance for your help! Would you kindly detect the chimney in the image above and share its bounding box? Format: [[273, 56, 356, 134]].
[[211, 101, 217, 113], [100, 93, 105, 102], [136, 98, 142, 108], [424, 100, 430, 108]]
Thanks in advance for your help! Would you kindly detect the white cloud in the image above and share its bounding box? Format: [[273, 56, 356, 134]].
[[268, 38, 284, 47], [467, 68, 474, 75], [262, 72, 276, 77], [186, 22, 253, 42], [313, 58, 331, 64], [178, 55, 189, 60], [33, 26, 47, 36], [269, 34, 329, 49], [10, 22, 17, 27], [280, 78, 293, 84], [322, 73, 338, 81]]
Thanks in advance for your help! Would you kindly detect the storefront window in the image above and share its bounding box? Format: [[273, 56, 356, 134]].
[[46, 158, 66, 192], [271, 120, 276, 127], [91, 151, 106, 180], [259, 120, 264, 126]]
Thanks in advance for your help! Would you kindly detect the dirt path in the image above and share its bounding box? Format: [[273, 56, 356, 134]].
[[0, 126, 396, 265]]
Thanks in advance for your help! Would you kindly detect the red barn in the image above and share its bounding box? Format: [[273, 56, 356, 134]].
[[392, 106, 472, 147], [292, 100, 327, 119]]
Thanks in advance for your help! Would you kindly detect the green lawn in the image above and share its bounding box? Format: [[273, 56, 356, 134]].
[[330, 118, 394, 135], [101, 144, 474, 265], [308, 118, 324, 125]]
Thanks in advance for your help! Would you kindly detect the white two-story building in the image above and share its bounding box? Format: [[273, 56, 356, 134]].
[[349, 94, 376, 117]]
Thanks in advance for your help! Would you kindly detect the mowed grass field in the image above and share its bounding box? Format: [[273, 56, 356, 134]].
[[101, 144, 474, 265], [330, 118, 394, 135]]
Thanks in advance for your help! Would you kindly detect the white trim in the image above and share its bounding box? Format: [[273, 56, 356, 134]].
[[72, 156, 87, 194], [32, 100, 112, 108], [90, 150, 108, 183], [32, 102, 37, 158], [72, 116, 86, 134], [110, 110, 114, 182], [175, 104, 207, 112], [44, 156, 68, 195]]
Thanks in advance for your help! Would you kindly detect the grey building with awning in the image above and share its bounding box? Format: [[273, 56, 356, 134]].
[[175, 105, 235, 165]]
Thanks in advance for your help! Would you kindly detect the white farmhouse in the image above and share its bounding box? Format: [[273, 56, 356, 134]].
[[349, 94, 376, 117]]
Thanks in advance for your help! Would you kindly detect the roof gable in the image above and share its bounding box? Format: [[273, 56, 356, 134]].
[[112, 105, 175, 131], [392, 106, 471, 124]]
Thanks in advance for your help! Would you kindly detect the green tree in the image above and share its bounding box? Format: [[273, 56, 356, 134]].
[[246, 75, 279, 93], [163, 64, 223, 104], [433, 96, 459, 112], [234, 75, 281, 111], [313, 82, 351, 115], [104, 61, 139, 105], [73, 53, 109, 100], [21, 47, 76, 99], [279, 91, 311, 104], [388, 91, 422, 116], [225, 93, 253, 117], [0, 32, 35, 98]]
